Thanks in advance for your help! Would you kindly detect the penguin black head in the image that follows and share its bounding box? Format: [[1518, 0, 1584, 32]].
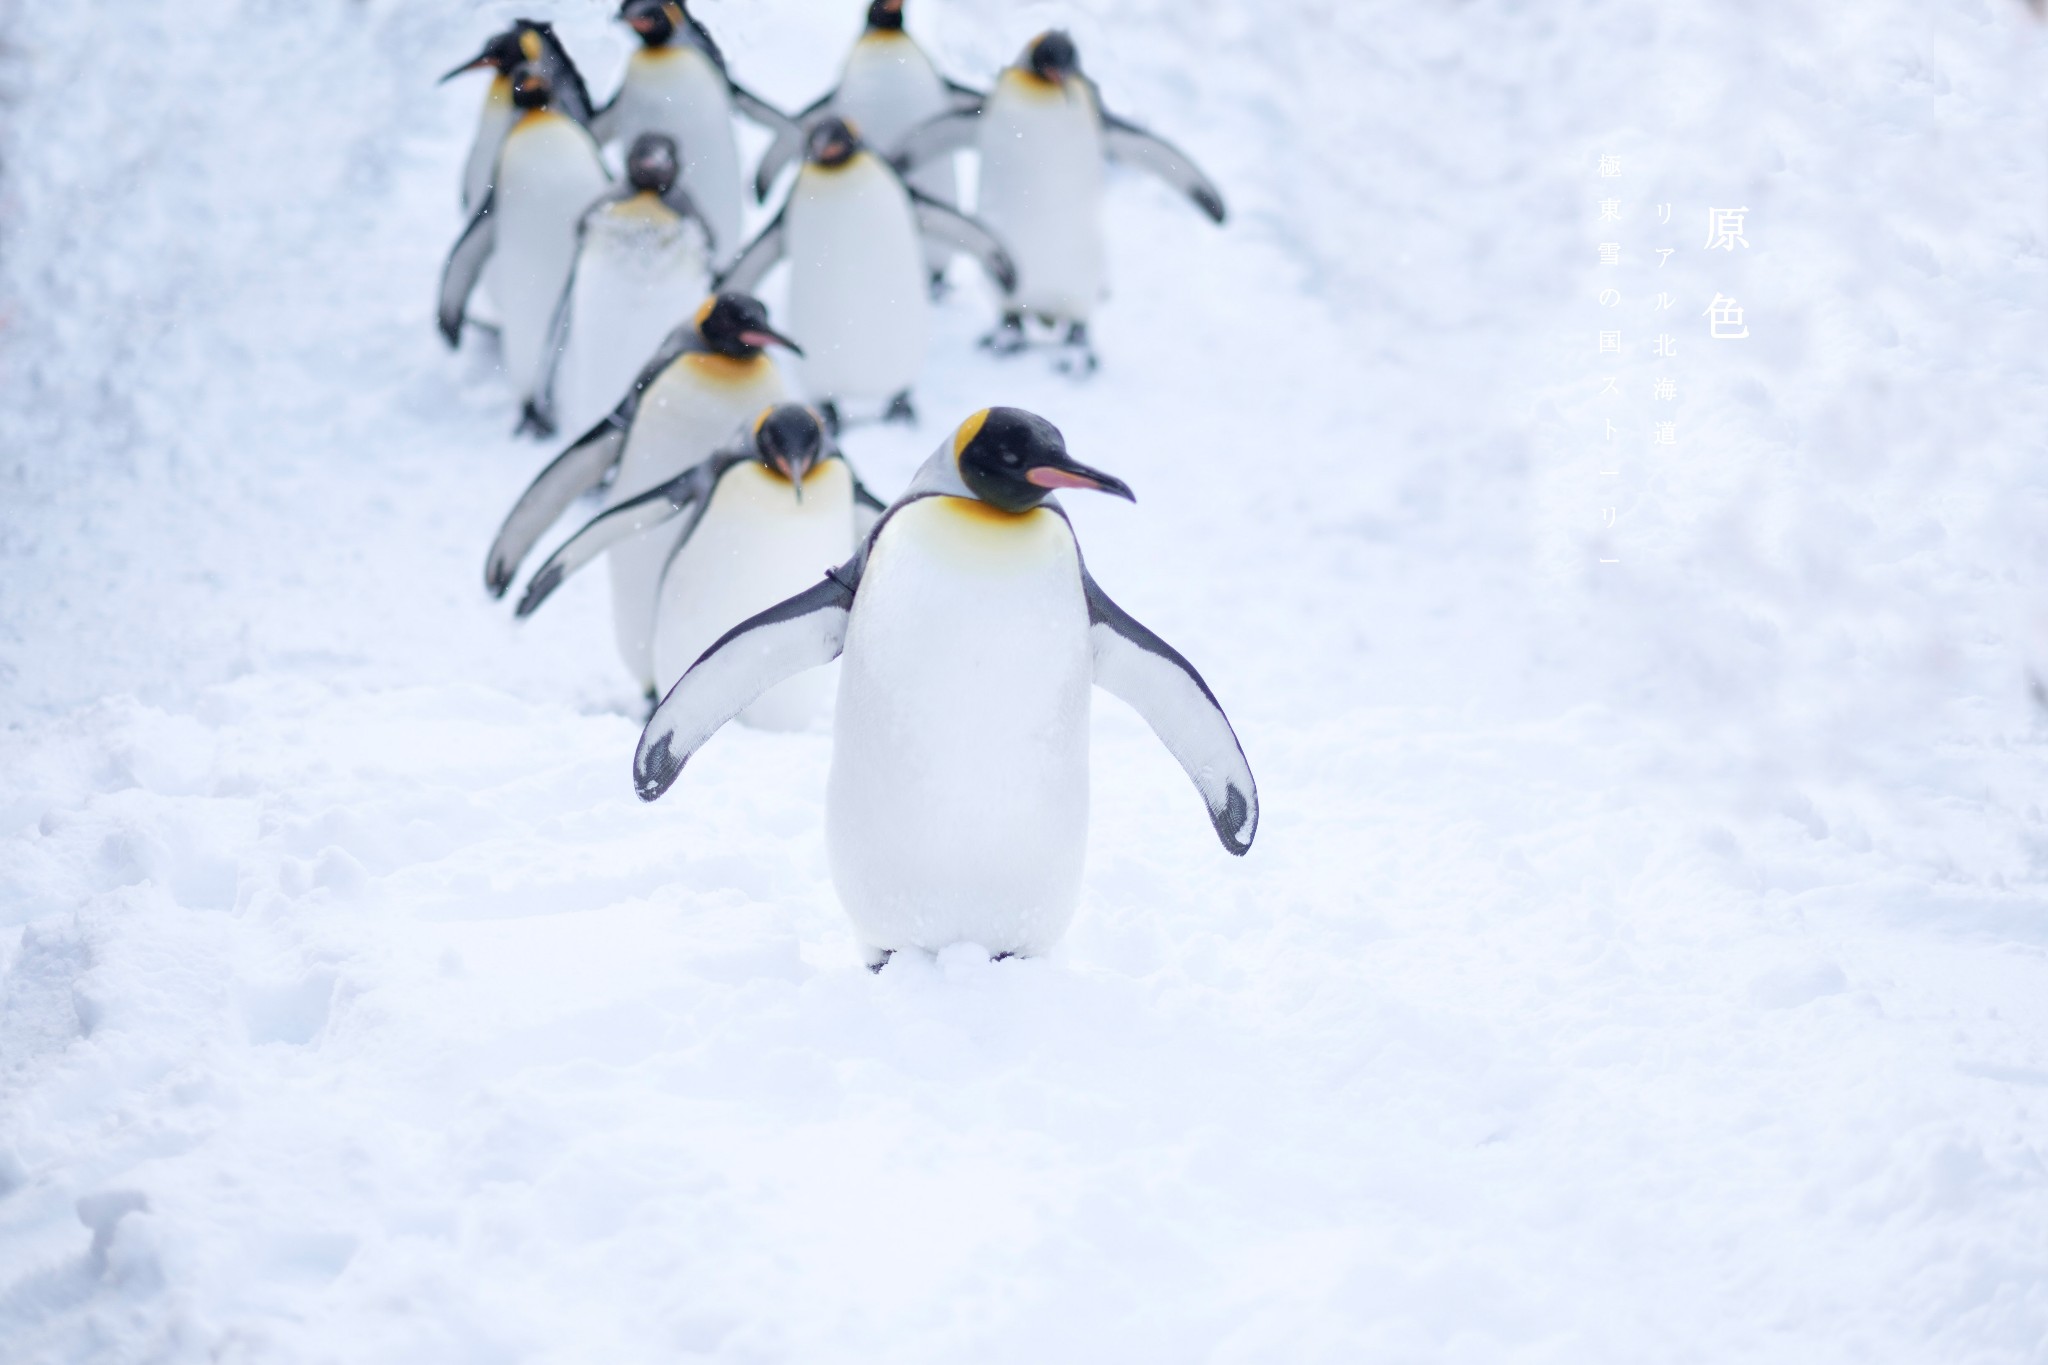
[[439, 25, 527, 83], [952, 408, 1133, 514], [621, 0, 684, 47], [509, 64, 554, 110], [751, 404, 830, 498], [805, 117, 861, 168], [626, 133, 681, 195], [1027, 30, 1080, 84], [866, 0, 905, 32], [696, 293, 803, 360]]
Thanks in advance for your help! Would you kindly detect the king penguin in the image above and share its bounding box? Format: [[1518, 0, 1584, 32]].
[[438, 65, 611, 432], [440, 21, 595, 214], [528, 133, 715, 440], [484, 293, 800, 701], [895, 30, 1226, 369], [632, 406, 1258, 967], [720, 117, 1015, 430], [513, 403, 886, 728], [591, 0, 795, 267], [753, 0, 983, 287]]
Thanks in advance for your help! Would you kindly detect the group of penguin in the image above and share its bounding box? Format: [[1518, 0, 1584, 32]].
[[441, 1, 1256, 969]]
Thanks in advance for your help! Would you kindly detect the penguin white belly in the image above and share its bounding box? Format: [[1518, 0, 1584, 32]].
[[835, 38, 955, 270], [494, 114, 610, 397], [463, 77, 516, 213], [606, 354, 785, 691], [785, 155, 928, 403], [611, 50, 744, 264], [977, 80, 1105, 321], [560, 200, 710, 436], [652, 459, 855, 728], [827, 498, 1092, 957]]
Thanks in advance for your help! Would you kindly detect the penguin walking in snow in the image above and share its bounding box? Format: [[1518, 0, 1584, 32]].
[[632, 407, 1258, 968], [895, 30, 1226, 371], [485, 293, 800, 701], [440, 20, 595, 214], [439, 65, 611, 434], [515, 404, 886, 729], [720, 117, 1015, 431], [753, 0, 983, 290], [592, 0, 795, 267], [527, 133, 715, 441]]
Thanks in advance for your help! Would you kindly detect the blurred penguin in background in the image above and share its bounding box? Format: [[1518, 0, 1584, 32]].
[[720, 117, 1014, 431], [485, 293, 801, 701], [513, 403, 886, 729], [592, 0, 796, 267], [441, 21, 595, 214], [896, 30, 1226, 372], [529, 133, 716, 440], [754, 0, 984, 291], [439, 65, 611, 435]]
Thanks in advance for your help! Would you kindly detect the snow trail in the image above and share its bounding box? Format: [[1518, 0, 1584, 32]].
[[2, 1, 2047, 1360]]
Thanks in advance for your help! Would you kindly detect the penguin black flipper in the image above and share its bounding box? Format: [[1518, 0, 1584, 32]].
[[754, 90, 837, 202], [1099, 109, 1227, 224], [716, 209, 788, 295], [484, 323, 701, 594], [659, 183, 718, 255], [1081, 570, 1258, 855], [890, 109, 981, 173], [526, 211, 598, 439], [728, 82, 797, 138], [851, 475, 887, 538], [942, 79, 985, 114], [531, 22, 596, 126], [516, 456, 735, 617], [907, 190, 1017, 293], [438, 192, 496, 347], [485, 420, 631, 596], [635, 564, 863, 800]]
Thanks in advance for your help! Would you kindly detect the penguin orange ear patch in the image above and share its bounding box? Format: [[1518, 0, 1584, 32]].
[[693, 297, 716, 328], [953, 408, 990, 458], [518, 29, 542, 61]]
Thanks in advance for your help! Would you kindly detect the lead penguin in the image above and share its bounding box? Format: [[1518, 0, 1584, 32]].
[[633, 407, 1258, 969]]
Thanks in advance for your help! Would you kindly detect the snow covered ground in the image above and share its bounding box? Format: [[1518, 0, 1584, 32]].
[[4, 0, 2048, 1359]]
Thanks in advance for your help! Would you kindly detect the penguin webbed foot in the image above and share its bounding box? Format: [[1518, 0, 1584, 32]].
[[978, 312, 1028, 355], [927, 268, 952, 302], [884, 391, 916, 426], [1053, 321, 1098, 377], [864, 947, 894, 975], [515, 401, 557, 440], [643, 686, 660, 723]]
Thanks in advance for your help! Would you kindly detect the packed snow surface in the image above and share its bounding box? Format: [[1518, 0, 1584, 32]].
[[3, 1, 2048, 1360]]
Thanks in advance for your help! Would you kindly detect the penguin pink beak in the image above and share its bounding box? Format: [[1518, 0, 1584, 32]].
[[739, 327, 803, 356], [1026, 463, 1134, 500], [439, 54, 493, 83]]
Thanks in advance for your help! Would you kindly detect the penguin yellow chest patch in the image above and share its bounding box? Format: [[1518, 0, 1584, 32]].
[[894, 497, 1078, 579], [678, 351, 774, 389], [613, 192, 680, 227]]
